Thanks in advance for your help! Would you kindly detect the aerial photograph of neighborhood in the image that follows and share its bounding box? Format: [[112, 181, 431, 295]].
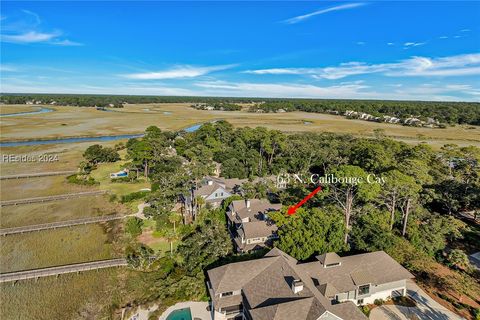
[[0, 1, 479, 320]]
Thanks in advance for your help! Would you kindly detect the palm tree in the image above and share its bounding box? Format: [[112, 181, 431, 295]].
[[168, 212, 181, 234]]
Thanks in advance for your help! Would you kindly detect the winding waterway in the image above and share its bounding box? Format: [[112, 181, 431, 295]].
[[0, 123, 204, 147], [0, 107, 54, 118]]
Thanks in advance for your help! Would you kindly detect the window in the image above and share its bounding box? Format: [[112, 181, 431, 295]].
[[221, 291, 233, 297], [358, 285, 370, 296], [215, 193, 218, 197], [325, 262, 341, 268], [357, 299, 364, 305]]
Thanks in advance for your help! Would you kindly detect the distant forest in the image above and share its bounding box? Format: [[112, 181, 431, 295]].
[[1, 93, 479, 125]]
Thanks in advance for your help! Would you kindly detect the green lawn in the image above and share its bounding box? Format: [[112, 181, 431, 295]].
[[90, 160, 150, 197]]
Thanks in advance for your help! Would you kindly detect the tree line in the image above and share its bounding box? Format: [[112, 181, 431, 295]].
[[249, 99, 480, 125], [2, 93, 478, 125]]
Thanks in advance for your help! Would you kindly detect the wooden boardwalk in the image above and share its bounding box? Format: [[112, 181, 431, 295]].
[[0, 214, 125, 236], [0, 170, 77, 180], [0, 190, 107, 207], [0, 259, 128, 283]]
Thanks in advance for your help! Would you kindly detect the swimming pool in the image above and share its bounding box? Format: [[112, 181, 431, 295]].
[[165, 307, 192, 320]]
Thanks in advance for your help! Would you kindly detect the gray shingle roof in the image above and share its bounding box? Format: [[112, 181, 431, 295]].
[[316, 252, 342, 266], [298, 251, 415, 294], [231, 199, 282, 221], [195, 182, 225, 197], [242, 221, 277, 239], [208, 248, 371, 320]]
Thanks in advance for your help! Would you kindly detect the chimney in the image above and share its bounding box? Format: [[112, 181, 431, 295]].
[[207, 180, 213, 186], [245, 199, 251, 209], [291, 279, 303, 294]]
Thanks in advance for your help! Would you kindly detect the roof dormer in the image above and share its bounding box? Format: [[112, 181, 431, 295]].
[[316, 252, 342, 268]]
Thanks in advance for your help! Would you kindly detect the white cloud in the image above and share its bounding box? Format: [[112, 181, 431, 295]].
[[123, 64, 236, 80], [403, 42, 425, 48], [2, 76, 477, 101], [21, 10, 41, 25], [460, 29, 471, 32], [0, 64, 18, 72], [282, 3, 365, 24], [387, 42, 395, 46], [192, 80, 477, 101], [51, 39, 83, 46], [0, 10, 81, 46], [244, 53, 480, 79], [356, 41, 366, 45], [195, 80, 370, 98], [1, 31, 60, 43], [439, 36, 448, 39]]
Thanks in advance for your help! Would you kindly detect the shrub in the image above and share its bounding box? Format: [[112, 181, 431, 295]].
[[473, 308, 480, 320], [66, 174, 98, 186], [120, 190, 150, 203], [361, 305, 370, 316], [374, 299, 385, 306], [125, 217, 143, 237]]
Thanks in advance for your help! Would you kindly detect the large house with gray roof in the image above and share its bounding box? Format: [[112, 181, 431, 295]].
[[181, 178, 232, 220], [207, 248, 414, 320], [227, 199, 282, 252], [181, 175, 278, 222]]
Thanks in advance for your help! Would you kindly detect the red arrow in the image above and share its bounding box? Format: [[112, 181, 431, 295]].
[[287, 186, 322, 215]]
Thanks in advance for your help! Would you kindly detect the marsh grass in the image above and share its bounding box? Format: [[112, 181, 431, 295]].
[[0, 268, 120, 320], [0, 222, 120, 273], [0, 195, 126, 228], [1, 104, 478, 148], [0, 175, 94, 201]]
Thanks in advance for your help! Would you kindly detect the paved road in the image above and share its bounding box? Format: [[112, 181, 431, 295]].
[[0, 259, 128, 283], [370, 280, 465, 320], [0, 170, 77, 180], [0, 214, 124, 236], [0, 190, 106, 207]]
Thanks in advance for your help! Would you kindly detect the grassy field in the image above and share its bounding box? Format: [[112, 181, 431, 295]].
[[0, 268, 120, 320], [0, 222, 121, 273], [0, 105, 39, 114], [0, 140, 122, 176], [0, 195, 126, 228], [0, 103, 478, 148], [0, 175, 94, 201]]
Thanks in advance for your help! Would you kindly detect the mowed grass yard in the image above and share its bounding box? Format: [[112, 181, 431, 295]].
[[0, 195, 126, 228], [0, 268, 120, 320], [0, 103, 478, 148], [0, 222, 121, 273], [89, 158, 150, 197], [0, 175, 95, 201]]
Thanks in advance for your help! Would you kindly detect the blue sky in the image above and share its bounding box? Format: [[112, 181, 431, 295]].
[[1, 1, 479, 101]]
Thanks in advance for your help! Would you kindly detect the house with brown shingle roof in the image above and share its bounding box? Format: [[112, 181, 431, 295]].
[[207, 248, 414, 320], [227, 199, 282, 252]]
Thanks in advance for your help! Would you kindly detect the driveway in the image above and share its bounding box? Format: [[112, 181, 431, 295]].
[[370, 280, 465, 320]]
